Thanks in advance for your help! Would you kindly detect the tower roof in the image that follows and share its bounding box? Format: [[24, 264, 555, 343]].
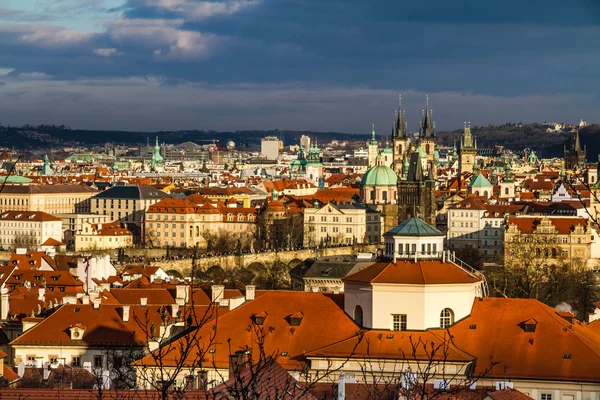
[[384, 217, 444, 237], [343, 259, 482, 285], [468, 173, 492, 188], [361, 164, 397, 187]]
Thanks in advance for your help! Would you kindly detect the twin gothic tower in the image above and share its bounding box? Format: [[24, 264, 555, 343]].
[[361, 97, 438, 230]]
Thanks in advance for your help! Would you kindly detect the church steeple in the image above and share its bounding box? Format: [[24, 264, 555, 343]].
[[419, 95, 435, 139], [394, 95, 408, 139]]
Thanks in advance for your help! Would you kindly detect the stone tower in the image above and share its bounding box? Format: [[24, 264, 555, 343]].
[[419, 96, 436, 164], [564, 128, 586, 170], [367, 124, 379, 168], [392, 95, 410, 174], [459, 122, 477, 175], [397, 150, 437, 226]]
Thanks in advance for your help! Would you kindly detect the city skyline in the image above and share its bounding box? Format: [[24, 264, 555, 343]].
[[0, 0, 598, 132]]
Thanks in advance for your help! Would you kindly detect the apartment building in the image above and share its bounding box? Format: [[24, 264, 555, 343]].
[[0, 211, 62, 250], [0, 185, 97, 214], [74, 222, 133, 251], [145, 197, 257, 248], [57, 213, 111, 247], [90, 185, 169, 240], [303, 203, 381, 246], [504, 215, 593, 264]]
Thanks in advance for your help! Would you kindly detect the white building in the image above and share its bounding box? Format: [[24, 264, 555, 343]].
[[344, 217, 486, 331], [303, 203, 382, 246], [0, 211, 62, 250], [261, 136, 280, 161]]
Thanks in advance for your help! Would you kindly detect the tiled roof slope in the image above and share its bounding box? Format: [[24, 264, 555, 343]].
[[136, 292, 360, 370], [449, 298, 600, 383], [343, 260, 482, 285]]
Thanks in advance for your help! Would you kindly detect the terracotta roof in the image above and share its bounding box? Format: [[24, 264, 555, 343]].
[[147, 197, 198, 214], [307, 329, 473, 362], [210, 361, 317, 400], [82, 221, 132, 236], [2, 364, 20, 383], [486, 389, 534, 400], [42, 237, 65, 246], [110, 288, 176, 305], [10, 303, 215, 347], [449, 197, 488, 210], [449, 298, 600, 383], [0, 211, 61, 222], [343, 260, 482, 285], [507, 216, 587, 234], [136, 292, 359, 370]]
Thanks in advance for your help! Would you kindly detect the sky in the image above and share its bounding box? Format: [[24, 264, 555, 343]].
[[0, 0, 599, 133]]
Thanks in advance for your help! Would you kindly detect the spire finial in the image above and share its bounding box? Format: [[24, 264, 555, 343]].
[[399, 94, 402, 107], [464, 121, 467, 129], [426, 94, 429, 107]]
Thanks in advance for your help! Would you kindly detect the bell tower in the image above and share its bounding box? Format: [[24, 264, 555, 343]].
[[459, 122, 477, 175], [392, 95, 409, 174]]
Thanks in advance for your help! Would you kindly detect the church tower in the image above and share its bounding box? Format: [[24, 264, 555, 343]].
[[397, 149, 437, 226], [419, 95, 436, 164], [458, 122, 477, 175], [564, 128, 586, 170], [367, 123, 379, 168], [392, 95, 409, 174]]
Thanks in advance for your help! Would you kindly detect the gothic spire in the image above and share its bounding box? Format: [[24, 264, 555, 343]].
[[420, 95, 435, 138], [394, 95, 407, 138]]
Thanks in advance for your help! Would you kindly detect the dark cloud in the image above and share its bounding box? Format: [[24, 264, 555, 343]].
[[0, 0, 598, 131]]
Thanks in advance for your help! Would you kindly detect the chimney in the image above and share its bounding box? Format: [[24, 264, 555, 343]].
[[17, 361, 24, 377], [337, 373, 356, 400], [176, 284, 189, 303], [211, 285, 224, 303], [43, 362, 51, 380], [245, 285, 255, 301], [82, 295, 90, 305], [1, 288, 8, 321], [122, 305, 130, 322], [140, 297, 148, 307], [229, 350, 246, 378], [92, 297, 101, 309], [229, 296, 245, 311], [171, 303, 179, 318], [38, 288, 45, 302]]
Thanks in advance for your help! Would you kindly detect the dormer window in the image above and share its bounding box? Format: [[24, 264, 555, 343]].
[[288, 312, 304, 326], [68, 324, 87, 340], [521, 319, 537, 333], [252, 312, 267, 325]]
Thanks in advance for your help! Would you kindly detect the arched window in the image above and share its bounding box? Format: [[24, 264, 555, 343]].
[[440, 308, 454, 329], [354, 305, 363, 327]]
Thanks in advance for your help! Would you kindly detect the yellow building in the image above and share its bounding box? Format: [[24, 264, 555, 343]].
[[145, 197, 257, 248], [0, 184, 97, 214], [504, 215, 591, 263], [74, 221, 133, 251]]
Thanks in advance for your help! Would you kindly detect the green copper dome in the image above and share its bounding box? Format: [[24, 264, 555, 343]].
[[361, 164, 398, 187]]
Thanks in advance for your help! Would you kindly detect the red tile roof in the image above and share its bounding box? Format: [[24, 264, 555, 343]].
[[136, 292, 359, 370], [0, 211, 61, 222], [343, 260, 482, 285], [507, 216, 587, 234], [449, 298, 600, 383]]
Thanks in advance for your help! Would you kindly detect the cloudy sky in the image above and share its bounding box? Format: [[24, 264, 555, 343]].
[[0, 0, 598, 133]]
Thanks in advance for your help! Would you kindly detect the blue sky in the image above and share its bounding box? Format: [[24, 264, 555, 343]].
[[0, 0, 598, 133]]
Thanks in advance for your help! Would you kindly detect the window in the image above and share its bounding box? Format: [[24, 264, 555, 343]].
[[440, 308, 454, 329], [392, 314, 407, 331], [346, 217, 352, 222], [354, 306, 363, 327], [321, 216, 327, 222], [541, 394, 552, 400], [94, 355, 103, 368], [49, 355, 58, 364], [72, 356, 81, 367]]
